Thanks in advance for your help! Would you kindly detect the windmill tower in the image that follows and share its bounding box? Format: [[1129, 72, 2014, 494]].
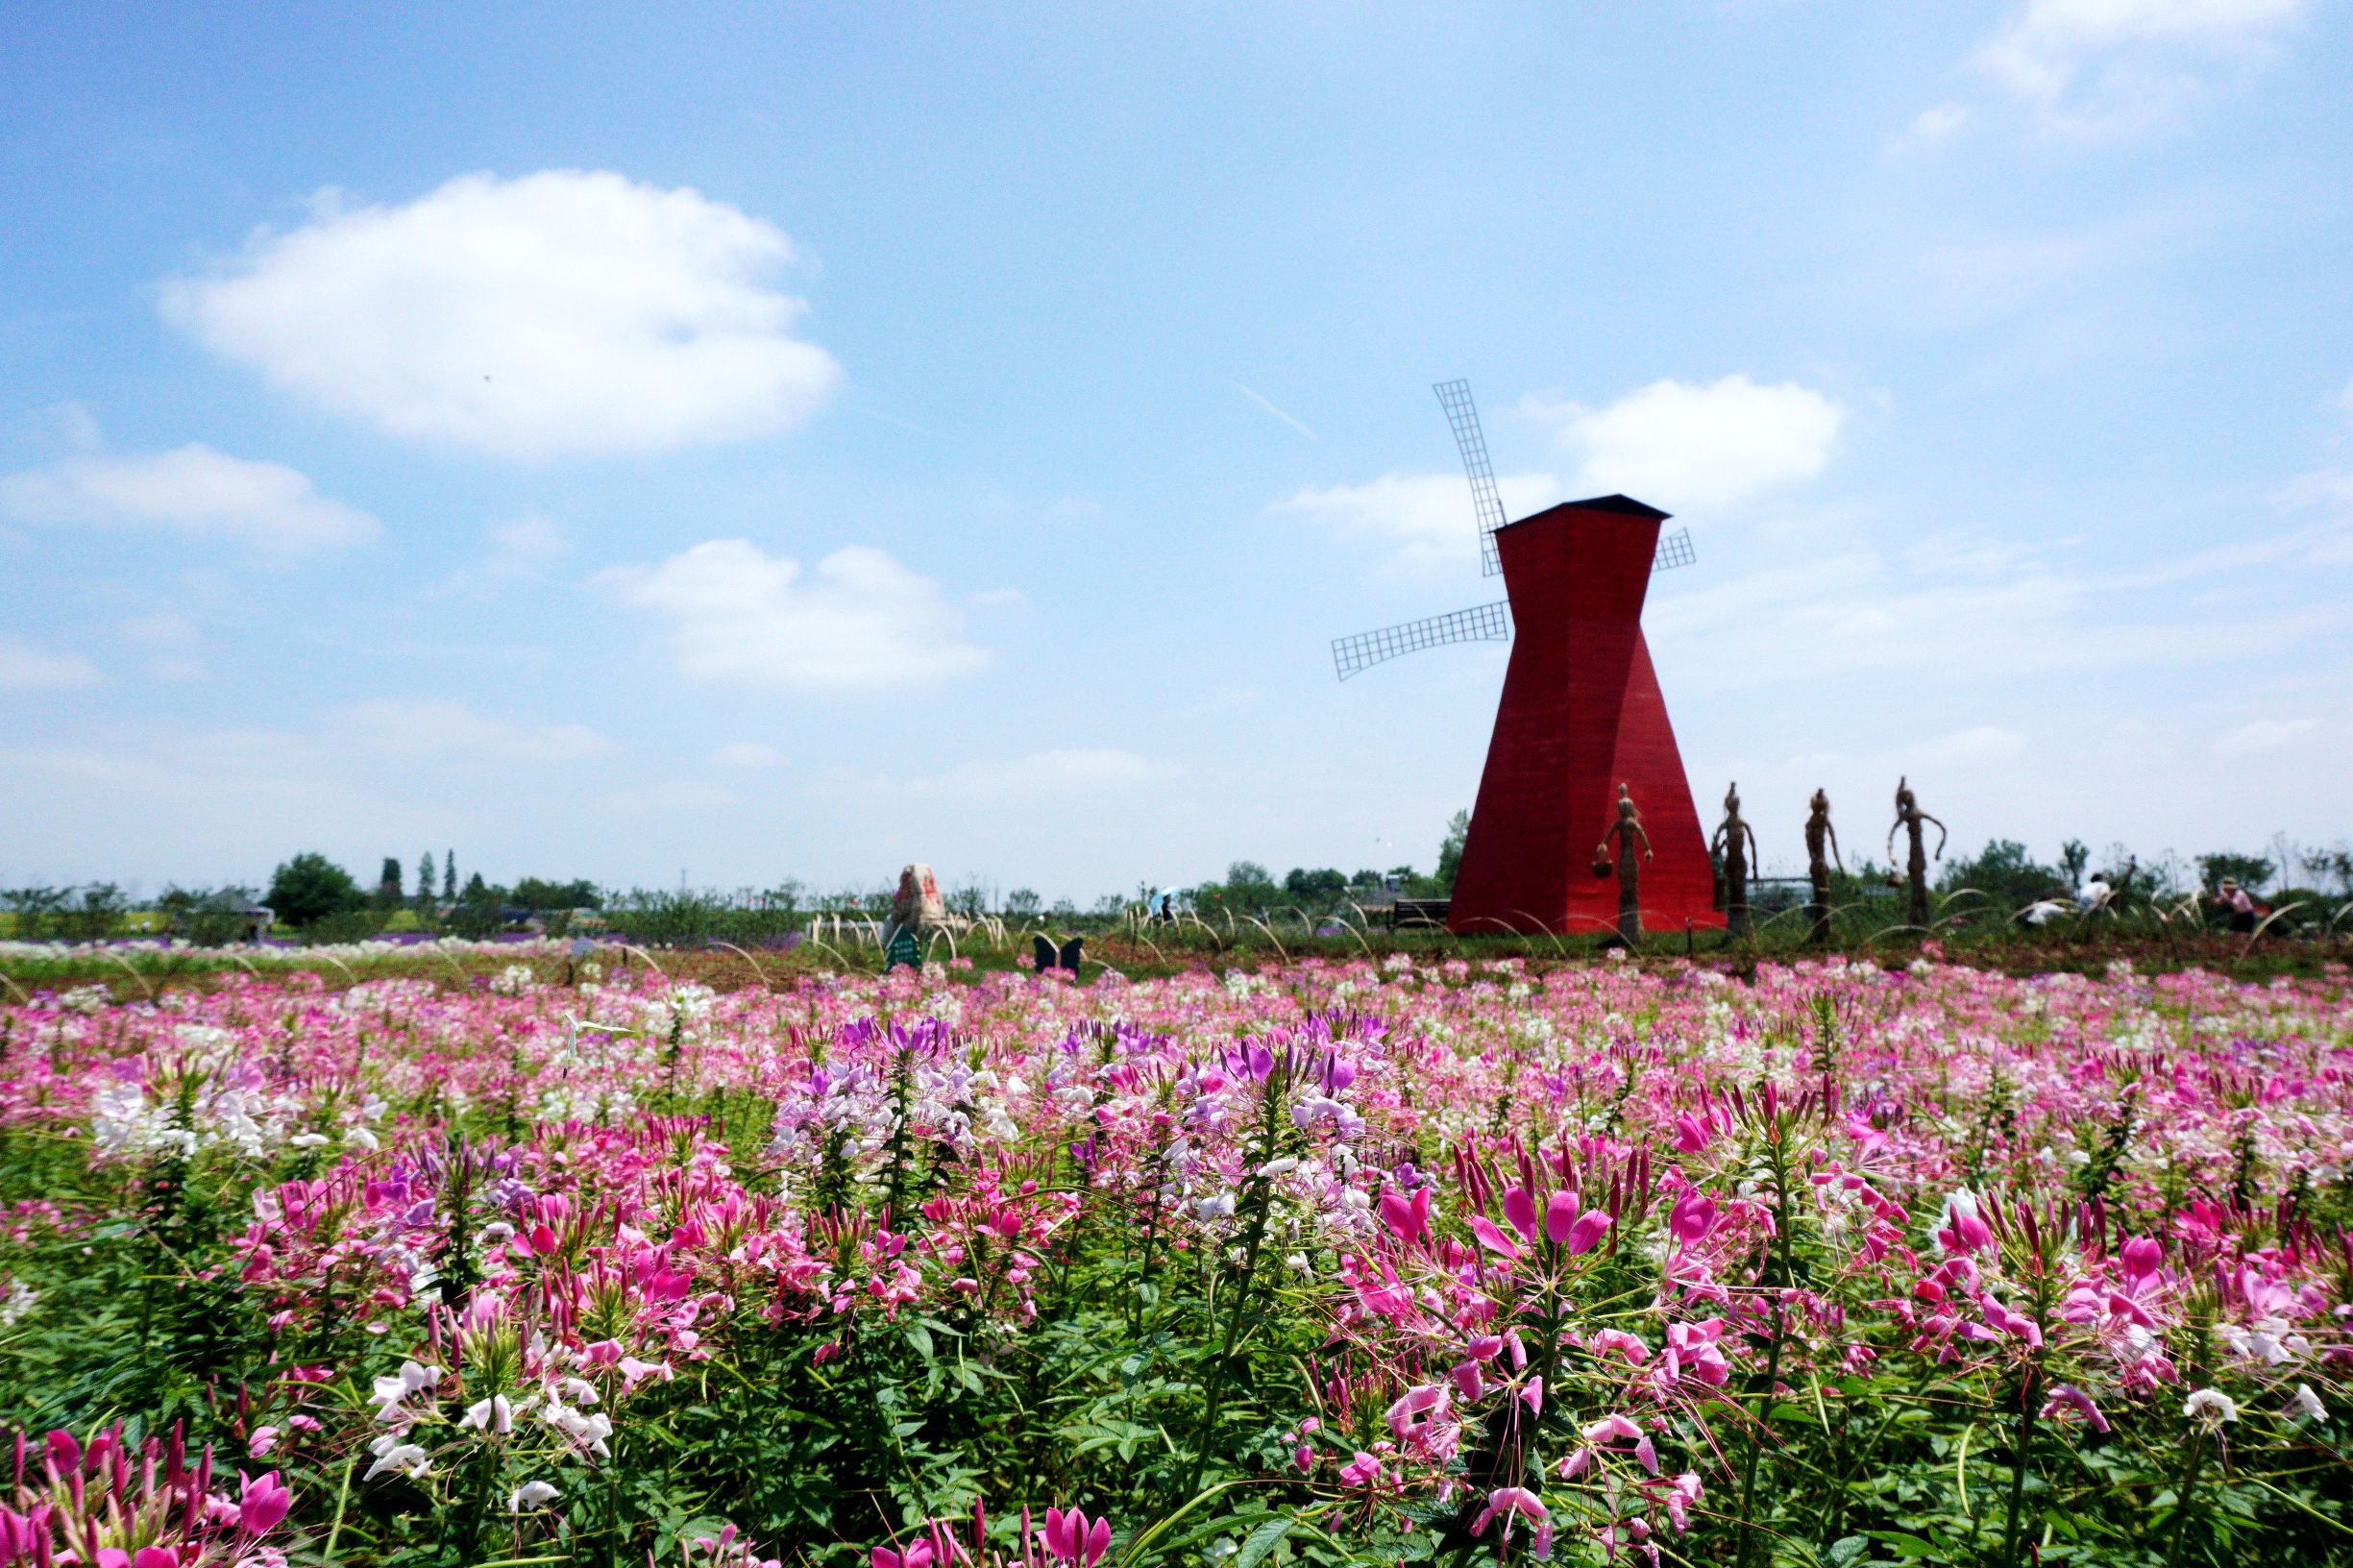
[[1330, 380, 1723, 936]]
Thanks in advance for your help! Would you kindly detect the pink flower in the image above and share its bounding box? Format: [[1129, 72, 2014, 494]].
[[1503, 1186, 1539, 1243], [1667, 1192, 1717, 1245], [1587, 1329, 1651, 1364], [2039, 1384, 2110, 1433], [1543, 1191, 1579, 1245], [1338, 1451, 1383, 1486], [2119, 1236, 2163, 1284], [1378, 1188, 1430, 1246], [1672, 1113, 1712, 1153], [1469, 1486, 1549, 1540], [246, 1426, 281, 1458], [1467, 1215, 1524, 1261], [239, 1469, 293, 1536], [1041, 1507, 1112, 1568], [1561, 1209, 1611, 1256]]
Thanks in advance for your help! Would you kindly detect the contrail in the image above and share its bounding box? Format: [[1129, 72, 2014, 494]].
[[1232, 381, 1319, 442]]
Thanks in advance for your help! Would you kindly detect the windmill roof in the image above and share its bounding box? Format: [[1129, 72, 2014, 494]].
[[1502, 493, 1672, 527]]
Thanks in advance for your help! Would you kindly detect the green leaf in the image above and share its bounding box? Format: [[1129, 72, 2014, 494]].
[[1232, 1516, 1294, 1568], [1826, 1538, 1870, 1568], [1862, 1531, 1939, 1559]]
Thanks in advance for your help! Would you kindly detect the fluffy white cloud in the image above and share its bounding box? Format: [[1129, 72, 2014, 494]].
[[0, 637, 100, 692], [1977, 0, 2303, 135], [162, 170, 842, 460], [337, 698, 611, 762], [1524, 376, 1845, 512], [910, 748, 1168, 799], [600, 539, 989, 692], [1284, 470, 1557, 573], [0, 443, 378, 555]]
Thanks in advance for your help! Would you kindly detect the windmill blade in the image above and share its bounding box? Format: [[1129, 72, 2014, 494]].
[[1434, 380, 1508, 577], [1653, 527, 1695, 572], [1333, 600, 1511, 681]]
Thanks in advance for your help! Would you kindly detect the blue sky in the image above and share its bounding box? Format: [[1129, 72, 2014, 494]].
[[3, 2, 2349, 901]]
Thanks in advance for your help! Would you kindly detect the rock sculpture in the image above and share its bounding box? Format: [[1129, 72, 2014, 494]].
[[882, 863, 944, 969]]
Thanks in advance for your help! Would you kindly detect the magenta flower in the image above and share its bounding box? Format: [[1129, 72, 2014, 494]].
[[1667, 1191, 1717, 1245], [1041, 1506, 1112, 1568], [238, 1469, 293, 1536], [1542, 1190, 1579, 1245], [1561, 1208, 1611, 1256], [1503, 1185, 1539, 1244]]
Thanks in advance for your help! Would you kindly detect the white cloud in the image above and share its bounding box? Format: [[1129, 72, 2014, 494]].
[[711, 741, 788, 769], [440, 515, 568, 595], [600, 538, 989, 692], [0, 444, 378, 555], [1648, 525, 2351, 695], [1522, 376, 1845, 512], [910, 748, 1168, 799], [1976, 0, 2303, 136], [1887, 102, 1973, 155], [162, 170, 842, 460], [0, 637, 100, 692], [1284, 470, 1557, 573], [337, 698, 611, 762], [2215, 717, 2320, 754]]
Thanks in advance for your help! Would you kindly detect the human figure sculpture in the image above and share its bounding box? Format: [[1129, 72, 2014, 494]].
[[1594, 782, 1654, 945], [1710, 781, 1761, 939], [1886, 777, 1947, 931], [1804, 788, 1844, 945]]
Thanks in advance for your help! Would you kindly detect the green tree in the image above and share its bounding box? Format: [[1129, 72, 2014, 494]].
[[443, 850, 456, 901], [58, 884, 128, 943], [266, 852, 365, 931], [374, 856, 405, 909], [1282, 868, 1347, 907], [1434, 809, 1471, 893], [416, 850, 436, 905], [510, 876, 601, 911], [1004, 888, 1042, 919], [1939, 839, 2065, 915], [2059, 839, 2089, 894], [2196, 851, 2275, 894]]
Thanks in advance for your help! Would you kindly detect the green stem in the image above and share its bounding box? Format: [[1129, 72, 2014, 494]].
[[2166, 1428, 2208, 1568], [2000, 1370, 2041, 1568]]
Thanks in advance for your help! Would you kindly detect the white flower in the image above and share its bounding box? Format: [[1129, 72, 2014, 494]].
[[364, 1436, 431, 1480], [509, 1480, 561, 1511], [2289, 1384, 2329, 1422], [2182, 1388, 2240, 1424], [370, 1360, 443, 1422], [459, 1394, 515, 1434]]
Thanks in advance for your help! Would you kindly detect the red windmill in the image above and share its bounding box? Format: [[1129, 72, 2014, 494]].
[[1329, 381, 1723, 936]]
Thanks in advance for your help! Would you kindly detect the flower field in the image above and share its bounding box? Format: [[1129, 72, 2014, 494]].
[[0, 951, 2347, 1568]]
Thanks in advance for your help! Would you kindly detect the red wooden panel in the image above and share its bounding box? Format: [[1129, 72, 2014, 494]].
[[1448, 497, 1723, 936]]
